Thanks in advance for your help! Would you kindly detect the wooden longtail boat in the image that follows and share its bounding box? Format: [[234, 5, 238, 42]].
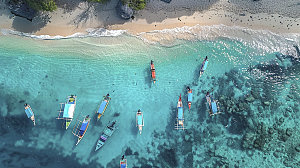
[[136, 109, 144, 135], [187, 87, 193, 110], [95, 120, 117, 151], [72, 115, 91, 145], [206, 92, 221, 116], [24, 103, 35, 126], [120, 155, 127, 168], [151, 60, 156, 84], [96, 94, 111, 121], [175, 94, 184, 130], [199, 56, 208, 78]]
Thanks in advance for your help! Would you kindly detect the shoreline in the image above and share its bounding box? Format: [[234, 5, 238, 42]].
[[0, 0, 300, 38]]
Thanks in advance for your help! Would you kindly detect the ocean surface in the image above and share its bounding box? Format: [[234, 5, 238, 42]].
[[0, 25, 299, 168]]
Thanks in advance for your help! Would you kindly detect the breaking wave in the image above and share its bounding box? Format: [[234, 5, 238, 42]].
[[136, 24, 300, 53], [0, 28, 126, 40], [1, 24, 299, 56]]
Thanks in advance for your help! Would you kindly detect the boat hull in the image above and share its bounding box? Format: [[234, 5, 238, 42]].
[[96, 96, 111, 121], [95, 121, 117, 151]]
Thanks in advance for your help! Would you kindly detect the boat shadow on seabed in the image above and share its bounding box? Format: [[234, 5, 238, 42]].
[[165, 104, 177, 133], [144, 67, 152, 88]]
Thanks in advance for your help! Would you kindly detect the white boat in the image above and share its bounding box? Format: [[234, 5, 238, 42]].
[[56, 95, 77, 129]]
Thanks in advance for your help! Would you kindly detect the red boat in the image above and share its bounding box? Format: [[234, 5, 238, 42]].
[[150, 60, 156, 84]]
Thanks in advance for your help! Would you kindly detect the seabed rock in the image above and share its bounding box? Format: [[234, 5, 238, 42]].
[[263, 101, 270, 106], [158, 148, 178, 167], [286, 128, 292, 137], [125, 147, 133, 155], [268, 128, 274, 134], [242, 133, 256, 149], [295, 144, 300, 152], [245, 95, 255, 102], [273, 151, 280, 158], [184, 135, 191, 142]]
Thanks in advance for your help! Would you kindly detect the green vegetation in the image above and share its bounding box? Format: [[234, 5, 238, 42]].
[[10, 0, 57, 12], [122, 0, 146, 10], [25, 0, 57, 12]]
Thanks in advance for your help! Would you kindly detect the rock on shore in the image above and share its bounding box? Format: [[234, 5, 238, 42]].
[[116, 0, 133, 20]]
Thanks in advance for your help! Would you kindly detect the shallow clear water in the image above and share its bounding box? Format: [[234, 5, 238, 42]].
[[0, 26, 299, 167]]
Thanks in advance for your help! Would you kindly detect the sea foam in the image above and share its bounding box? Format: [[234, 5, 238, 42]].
[[1, 25, 299, 56], [137, 24, 300, 56], [0, 28, 126, 40]]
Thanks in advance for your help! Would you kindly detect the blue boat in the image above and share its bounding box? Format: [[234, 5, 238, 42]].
[[136, 109, 144, 134], [120, 155, 127, 168], [72, 115, 91, 145], [199, 56, 208, 78], [206, 92, 221, 116], [24, 103, 35, 126], [187, 86, 193, 110], [175, 94, 185, 130], [96, 94, 111, 121]]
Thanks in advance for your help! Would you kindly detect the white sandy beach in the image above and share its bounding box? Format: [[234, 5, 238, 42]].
[[0, 0, 300, 37]]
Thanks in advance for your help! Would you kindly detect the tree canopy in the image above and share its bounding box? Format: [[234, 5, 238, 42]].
[[122, 0, 146, 10], [11, 0, 58, 12]]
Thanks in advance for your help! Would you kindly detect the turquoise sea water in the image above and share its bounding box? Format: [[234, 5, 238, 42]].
[[0, 26, 299, 167]]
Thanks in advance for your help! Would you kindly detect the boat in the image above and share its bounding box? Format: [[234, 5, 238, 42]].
[[120, 155, 127, 168], [96, 94, 111, 120], [206, 92, 221, 116], [72, 115, 91, 145], [187, 86, 193, 110], [24, 103, 35, 126], [150, 60, 156, 84], [136, 109, 144, 134], [175, 94, 184, 130], [56, 95, 77, 129], [199, 56, 208, 78], [95, 120, 117, 151]]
